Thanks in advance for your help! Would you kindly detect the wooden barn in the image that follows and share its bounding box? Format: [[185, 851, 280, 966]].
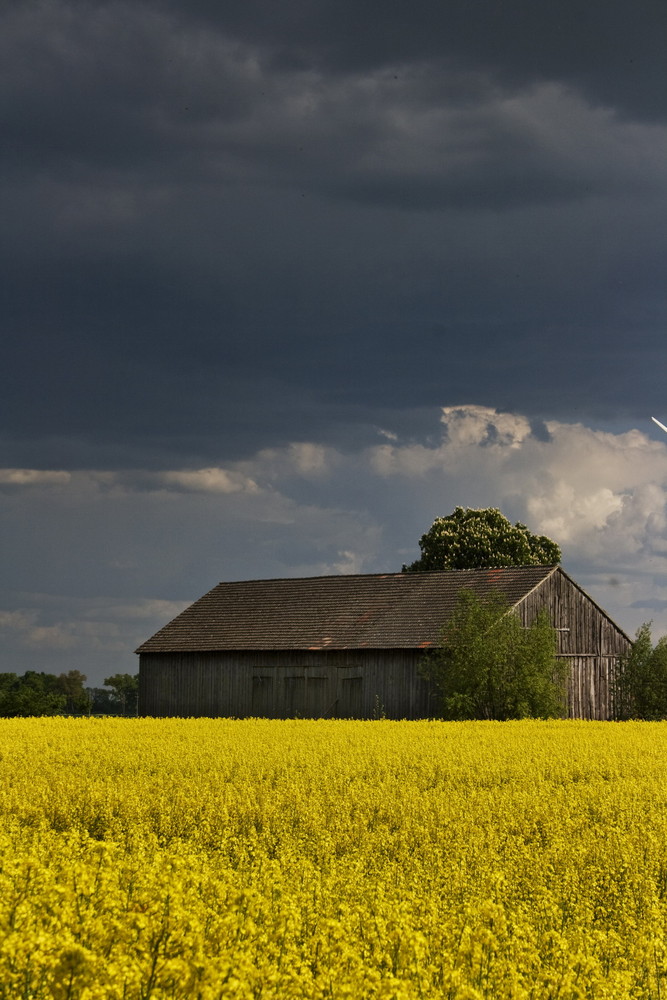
[[137, 566, 632, 720]]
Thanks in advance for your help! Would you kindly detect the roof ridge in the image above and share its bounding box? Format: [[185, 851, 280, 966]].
[[211, 565, 559, 586]]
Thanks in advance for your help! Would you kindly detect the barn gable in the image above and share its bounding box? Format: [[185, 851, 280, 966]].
[[137, 567, 632, 720]]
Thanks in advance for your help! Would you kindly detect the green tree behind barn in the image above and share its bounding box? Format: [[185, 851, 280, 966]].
[[615, 623, 667, 720], [104, 673, 139, 716], [404, 507, 561, 572]]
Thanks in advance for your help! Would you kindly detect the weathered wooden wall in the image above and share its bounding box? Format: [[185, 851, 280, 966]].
[[516, 570, 631, 719], [139, 649, 435, 719], [565, 655, 620, 721]]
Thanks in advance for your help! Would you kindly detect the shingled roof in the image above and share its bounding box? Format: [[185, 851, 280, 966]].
[[136, 566, 558, 653]]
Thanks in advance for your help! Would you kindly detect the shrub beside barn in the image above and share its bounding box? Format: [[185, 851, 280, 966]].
[[136, 566, 632, 720]]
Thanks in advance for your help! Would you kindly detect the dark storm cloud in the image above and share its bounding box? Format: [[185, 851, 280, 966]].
[[1, 0, 666, 470], [160, 0, 667, 120]]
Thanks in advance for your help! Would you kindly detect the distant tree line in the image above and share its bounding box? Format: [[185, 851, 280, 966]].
[[0, 670, 138, 717]]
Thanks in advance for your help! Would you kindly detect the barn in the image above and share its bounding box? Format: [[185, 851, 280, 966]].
[[136, 566, 632, 720]]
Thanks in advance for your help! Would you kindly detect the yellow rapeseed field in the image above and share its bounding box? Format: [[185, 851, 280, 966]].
[[1, 719, 667, 999]]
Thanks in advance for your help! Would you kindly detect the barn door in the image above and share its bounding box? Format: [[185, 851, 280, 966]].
[[252, 671, 276, 717], [276, 671, 330, 718], [336, 670, 363, 718]]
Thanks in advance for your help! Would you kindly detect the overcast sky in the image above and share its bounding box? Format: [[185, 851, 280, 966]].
[[2, 0, 666, 686]]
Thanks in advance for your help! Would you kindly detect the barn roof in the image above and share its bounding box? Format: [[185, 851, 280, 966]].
[[136, 566, 560, 653]]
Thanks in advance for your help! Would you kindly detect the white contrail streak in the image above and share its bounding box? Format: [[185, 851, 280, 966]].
[[652, 417, 667, 434]]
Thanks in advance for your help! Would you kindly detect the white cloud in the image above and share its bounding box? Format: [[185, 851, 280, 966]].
[[285, 443, 331, 476], [0, 608, 112, 654], [0, 469, 71, 486], [241, 443, 338, 483], [25, 623, 80, 650], [89, 599, 190, 622], [377, 428, 398, 442], [440, 405, 533, 449], [0, 609, 36, 631], [527, 484, 625, 542], [331, 550, 367, 575], [0, 595, 192, 676], [370, 405, 533, 478], [159, 467, 259, 494], [0, 467, 260, 498]]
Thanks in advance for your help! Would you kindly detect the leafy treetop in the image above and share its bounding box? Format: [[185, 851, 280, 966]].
[[403, 507, 561, 572]]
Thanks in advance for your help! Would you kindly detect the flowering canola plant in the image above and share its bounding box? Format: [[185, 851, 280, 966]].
[[1, 718, 667, 998]]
